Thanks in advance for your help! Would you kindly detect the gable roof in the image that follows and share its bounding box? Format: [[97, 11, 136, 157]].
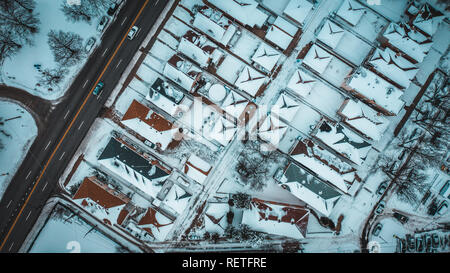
[[204, 202, 229, 235], [257, 114, 288, 147], [317, 20, 345, 49], [336, 0, 365, 26], [303, 44, 332, 74], [235, 66, 266, 97], [184, 154, 212, 184], [287, 69, 317, 96], [251, 42, 281, 72], [207, 0, 269, 28], [265, 16, 298, 50], [283, 0, 314, 25], [137, 207, 173, 241], [193, 9, 237, 46], [271, 93, 300, 123], [412, 3, 445, 36]]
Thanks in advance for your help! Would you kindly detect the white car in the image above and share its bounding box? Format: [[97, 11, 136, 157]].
[[127, 26, 139, 40], [97, 16, 109, 32]]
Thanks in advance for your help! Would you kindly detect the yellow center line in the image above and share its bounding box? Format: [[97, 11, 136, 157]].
[[0, 0, 150, 251]]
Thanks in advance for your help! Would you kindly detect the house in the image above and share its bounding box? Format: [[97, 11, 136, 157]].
[[177, 30, 216, 68], [73, 176, 131, 226], [184, 154, 212, 184], [136, 207, 173, 241], [280, 162, 342, 216], [98, 137, 171, 199], [163, 54, 202, 92], [342, 67, 405, 116], [271, 93, 300, 123], [381, 22, 433, 64], [287, 69, 317, 97], [312, 119, 372, 166], [163, 183, 192, 215], [290, 139, 361, 194], [208, 116, 237, 146], [251, 42, 282, 73], [193, 7, 237, 46], [234, 66, 266, 97], [204, 201, 230, 235], [368, 47, 418, 89], [410, 3, 445, 37], [302, 44, 332, 74], [265, 16, 299, 51], [241, 199, 310, 239], [145, 77, 186, 117], [221, 90, 252, 121], [336, 0, 365, 26], [337, 99, 390, 141], [206, 0, 269, 28], [283, 0, 314, 26], [255, 113, 288, 147], [122, 100, 179, 150]]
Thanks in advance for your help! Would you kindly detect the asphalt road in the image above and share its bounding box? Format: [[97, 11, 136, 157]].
[[0, 0, 168, 253]]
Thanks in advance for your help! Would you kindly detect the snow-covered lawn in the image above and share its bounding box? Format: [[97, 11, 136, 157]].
[[1, 0, 112, 100], [0, 100, 37, 200], [29, 206, 122, 253]]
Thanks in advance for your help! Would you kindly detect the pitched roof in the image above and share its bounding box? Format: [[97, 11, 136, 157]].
[[303, 44, 332, 74], [251, 42, 281, 72], [283, 0, 314, 25], [123, 100, 173, 132], [336, 0, 365, 26], [287, 69, 317, 96], [265, 16, 298, 50]]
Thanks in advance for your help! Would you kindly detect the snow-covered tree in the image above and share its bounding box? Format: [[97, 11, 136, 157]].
[[231, 192, 252, 209], [37, 66, 68, 88], [61, 2, 92, 24], [48, 30, 84, 66]]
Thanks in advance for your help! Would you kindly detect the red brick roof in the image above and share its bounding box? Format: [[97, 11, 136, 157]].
[[122, 100, 174, 132], [73, 177, 129, 209]]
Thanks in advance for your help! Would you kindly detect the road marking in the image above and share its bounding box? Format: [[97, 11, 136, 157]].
[[8, 242, 14, 252], [25, 211, 32, 222], [59, 152, 66, 161], [0, 0, 151, 252], [78, 121, 85, 130], [25, 171, 32, 180], [155, 0, 159, 6], [102, 47, 109, 57], [115, 59, 123, 69], [41, 182, 48, 192], [121, 16, 128, 26], [6, 200, 12, 208], [83, 79, 89, 88], [44, 140, 52, 151], [64, 110, 70, 120]]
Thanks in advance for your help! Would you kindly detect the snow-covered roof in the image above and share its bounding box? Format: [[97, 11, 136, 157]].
[[265, 16, 298, 50], [221, 90, 249, 119], [283, 0, 314, 25], [137, 207, 173, 241], [338, 99, 390, 141], [145, 78, 186, 117], [251, 43, 281, 72], [302, 44, 332, 74], [122, 100, 178, 150], [313, 120, 372, 166], [271, 93, 300, 123], [204, 202, 229, 235], [241, 199, 310, 239], [281, 163, 341, 216], [184, 154, 212, 184], [290, 139, 360, 194], [193, 11, 237, 46], [98, 138, 170, 198], [177, 38, 211, 68], [336, 0, 365, 26], [369, 48, 418, 90], [163, 184, 192, 214], [317, 20, 345, 49], [287, 69, 317, 97], [208, 117, 237, 146], [382, 23, 432, 63], [164, 54, 201, 92], [235, 66, 266, 97], [412, 3, 445, 36], [207, 0, 269, 28], [346, 68, 405, 115], [257, 114, 288, 147]]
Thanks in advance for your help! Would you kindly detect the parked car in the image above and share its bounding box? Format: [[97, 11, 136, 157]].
[[93, 81, 104, 96], [406, 234, 415, 252], [376, 181, 388, 195], [97, 16, 109, 32], [425, 233, 432, 250], [416, 236, 424, 252], [372, 223, 383, 236], [127, 26, 139, 40], [84, 37, 96, 53], [437, 200, 449, 215], [375, 201, 386, 215], [439, 180, 450, 198], [431, 233, 440, 248], [393, 212, 409, 224], [107, 1, 120, 16]]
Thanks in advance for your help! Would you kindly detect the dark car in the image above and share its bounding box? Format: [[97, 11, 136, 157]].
[[107, 2, 119, 16], [372, 223, 383, 236], [431, 233, 440, 248], [393, 212, 409, 224], [406, 234, 415, 252], [376, 181, 388, 195], [416, 236, 424, 252], [425, 234, 432, 250], [93, 81, 104, 96], [375, 201, 386, 215]]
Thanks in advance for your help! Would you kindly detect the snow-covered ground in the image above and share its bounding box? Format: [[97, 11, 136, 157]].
[[1, 0, 113, 100], [0, 100, 37, 200]]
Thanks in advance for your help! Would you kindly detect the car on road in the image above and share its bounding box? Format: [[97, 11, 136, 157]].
[[393, 212, 409, 224], [372, 223, 383, 236], [97, 16, 109, 32], [376, 181, 388, 195], [437, 200, 448, 215], [93, 82, 104, 96], [84, 37, 96, 53], [374, 201, 386, 215], [431, 233, 440, 248], [128, 26, 139, 40]]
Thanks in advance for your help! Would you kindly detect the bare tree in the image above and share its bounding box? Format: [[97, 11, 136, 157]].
[[61, 2, 92, 24], [231, 192, 252, 209], [37, 66, 68, 88], [48, 30, 84, 66]]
